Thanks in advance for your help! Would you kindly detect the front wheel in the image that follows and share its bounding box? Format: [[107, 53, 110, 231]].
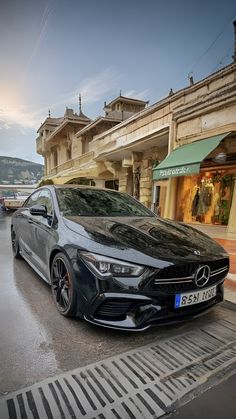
[[51, 252, 77, 317], [11, 227, 22, 259]]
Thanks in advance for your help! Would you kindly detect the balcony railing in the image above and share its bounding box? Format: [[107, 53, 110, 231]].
[[48, 152, 95, 178], [73, 152, 94, 168], [50, 167, 57, 175], [56, 160, 73, 172]]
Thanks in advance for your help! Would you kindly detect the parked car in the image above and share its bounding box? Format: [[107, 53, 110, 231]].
[[3, 192, 31, 211], [11, 185, 229, 330], [0, 195, 8, 208], [0, 191, 15, 208]]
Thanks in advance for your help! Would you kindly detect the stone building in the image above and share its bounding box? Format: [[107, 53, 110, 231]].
[[36, 63, 236, 233], [36, 95, 148, 187]]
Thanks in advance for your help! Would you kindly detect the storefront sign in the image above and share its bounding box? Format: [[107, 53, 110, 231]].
[[153, 163, 200, 180]]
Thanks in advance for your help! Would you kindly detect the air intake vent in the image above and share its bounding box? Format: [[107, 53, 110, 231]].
[[95, 300, 132, 320]]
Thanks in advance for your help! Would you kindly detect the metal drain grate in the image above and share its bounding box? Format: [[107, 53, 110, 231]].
[[1, 315, 236, 418]]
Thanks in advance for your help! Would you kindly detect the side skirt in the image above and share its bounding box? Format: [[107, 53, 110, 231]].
[[20, 249, 50, 285]]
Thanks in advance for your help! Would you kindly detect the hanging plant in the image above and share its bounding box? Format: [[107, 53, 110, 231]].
[[221, 174, 233, 188], [218, 174, 234, 225], [212, 172, 221, 184]]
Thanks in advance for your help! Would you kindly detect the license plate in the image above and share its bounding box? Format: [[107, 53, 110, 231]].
[[174, 285, 217, 309]]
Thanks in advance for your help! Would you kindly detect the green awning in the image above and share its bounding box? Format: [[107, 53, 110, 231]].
[[153, 132, 230, 180]]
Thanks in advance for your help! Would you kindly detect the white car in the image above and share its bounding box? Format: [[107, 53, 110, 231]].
[[3, 192, 31, 210]]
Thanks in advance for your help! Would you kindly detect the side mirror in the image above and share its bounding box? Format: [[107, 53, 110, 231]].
[[29, 204, 47, 216]]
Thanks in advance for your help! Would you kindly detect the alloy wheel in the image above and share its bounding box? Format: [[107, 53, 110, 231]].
[[11, 228, 21, 259], [11, 229, 17, 253], [51, 257, 72, 311]]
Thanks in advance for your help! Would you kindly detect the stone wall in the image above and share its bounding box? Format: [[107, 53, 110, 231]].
[[118, 167, 130, 193]]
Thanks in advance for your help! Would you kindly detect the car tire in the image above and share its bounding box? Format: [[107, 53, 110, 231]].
[[11, 227, 22, 259], [50, 252, 78, 317]]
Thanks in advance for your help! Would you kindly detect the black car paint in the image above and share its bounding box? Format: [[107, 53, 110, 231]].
[[63, 215, 226, 265], [11, 185, 229, 331]]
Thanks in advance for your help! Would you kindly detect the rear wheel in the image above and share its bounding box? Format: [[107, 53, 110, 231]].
[[51, 252, 77, 317], [11, 227, 22, 259]]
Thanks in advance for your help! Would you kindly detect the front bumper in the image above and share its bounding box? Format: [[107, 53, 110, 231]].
[[75, 254, 228, 331], [84, 282, 224, 331]]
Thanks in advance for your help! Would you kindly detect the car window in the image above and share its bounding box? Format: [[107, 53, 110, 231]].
[[56, 188, 154, 217], [38, 189, 53, 215], [23, 191, 41, 208]]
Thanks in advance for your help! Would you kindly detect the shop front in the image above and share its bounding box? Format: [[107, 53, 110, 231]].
[[175, 168, 235, 225], [152, 180, 168, 216], [153, 132, 236, 227]]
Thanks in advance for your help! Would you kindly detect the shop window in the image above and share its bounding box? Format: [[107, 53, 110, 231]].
[[154, 186, 161, 215], [105, 180, 119, 190], [177, 171, 234, 226]]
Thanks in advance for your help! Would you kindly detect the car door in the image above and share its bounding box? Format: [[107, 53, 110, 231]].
[[17, 190, 42, 261], [30, 188, 58, 279]]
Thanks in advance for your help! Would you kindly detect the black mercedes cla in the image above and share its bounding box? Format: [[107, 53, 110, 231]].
[[11, 185, 229, 330]]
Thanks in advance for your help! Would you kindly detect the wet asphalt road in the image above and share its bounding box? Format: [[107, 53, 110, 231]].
[[0, 211, 227, 396]]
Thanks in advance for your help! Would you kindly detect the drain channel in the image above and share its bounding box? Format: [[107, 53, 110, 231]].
[[1, 315, 236, 418]]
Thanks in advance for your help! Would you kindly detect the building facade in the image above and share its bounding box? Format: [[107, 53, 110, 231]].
[[36, 63, 236, 233]]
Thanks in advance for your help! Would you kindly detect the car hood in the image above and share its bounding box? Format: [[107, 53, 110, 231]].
[[63, 215, 228, 268]]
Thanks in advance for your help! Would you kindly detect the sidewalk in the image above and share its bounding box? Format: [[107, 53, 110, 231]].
[[188, 223, 236, 304], [169, 373, 236, 419]]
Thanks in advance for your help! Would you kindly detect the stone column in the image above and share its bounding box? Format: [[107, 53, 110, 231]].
[[48, 151, 53, 174], [163, 117, 177, 219], [140, 159, 152, 208], [132, 152, 143, 201], [95, 179, 106, 188], [44, 155, 48, 176], [227, 179, 236, 234], [118, 167, 129, 193]]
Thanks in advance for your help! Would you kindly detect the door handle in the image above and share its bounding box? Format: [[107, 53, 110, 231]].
[[28, 220, 34, 224]]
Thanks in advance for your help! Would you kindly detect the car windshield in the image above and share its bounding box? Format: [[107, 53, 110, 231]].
[[56, 188, 154, 217]]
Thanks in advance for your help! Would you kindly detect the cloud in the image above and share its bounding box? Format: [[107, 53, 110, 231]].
[[0, 67, 148, 163], [78, 68, 120, 104], [123, 89, 149, 100], [0, 69, 150, 138], [0, 121, 11, 130], [0, 67, 119, 134], [0, 106, 45, 131], [45, 67, 120, 111]]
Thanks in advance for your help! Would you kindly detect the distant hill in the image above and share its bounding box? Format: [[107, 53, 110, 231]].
[[0, 156, 44, 184]]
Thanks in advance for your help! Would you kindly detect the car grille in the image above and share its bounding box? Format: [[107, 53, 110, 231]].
[[94, 300, 132, 320], [149, 258, 229, 293]]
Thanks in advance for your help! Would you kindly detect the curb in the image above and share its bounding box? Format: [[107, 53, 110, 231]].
[[221, 300, 236, 312], [226, 274, 236, 283]]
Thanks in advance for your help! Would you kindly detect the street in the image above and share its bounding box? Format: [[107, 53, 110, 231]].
[[1, 211, 236, 418]]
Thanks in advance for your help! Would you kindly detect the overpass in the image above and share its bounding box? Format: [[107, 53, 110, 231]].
[[0, 184, 38, 193]]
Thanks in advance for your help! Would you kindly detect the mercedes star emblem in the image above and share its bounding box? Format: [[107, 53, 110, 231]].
[[194, 265, 211, 288]]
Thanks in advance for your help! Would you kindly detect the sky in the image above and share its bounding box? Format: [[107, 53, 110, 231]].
[[0, 0, 236, 164]]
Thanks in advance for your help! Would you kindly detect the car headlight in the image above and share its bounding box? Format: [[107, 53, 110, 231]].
[[79, 252, 145, 277]]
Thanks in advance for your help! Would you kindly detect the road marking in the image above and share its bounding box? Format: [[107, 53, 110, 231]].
[[1, 309, 236, 418]]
